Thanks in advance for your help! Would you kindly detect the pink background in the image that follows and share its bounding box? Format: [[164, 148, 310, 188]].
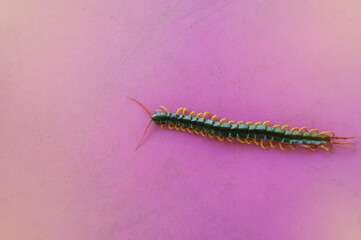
[[1, 0, 361, 239]]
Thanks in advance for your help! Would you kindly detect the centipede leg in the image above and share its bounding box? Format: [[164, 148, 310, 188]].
[[263, 121, 271, 126], [196, 113, 204, 118], [279, 142, 288, 150], [288, 143, 296, 150], [300, 144, 313, 149], [299, 127, 307, 132], [309, 145, 318, 151], [237, 138, 246, 143], [189, 111, 196, 117], [228, 120, 236, 124], [182, 108, 190, 115], [211, 115, 220, 121], [226, 137, 234, 142], [320, 131, 335, 137], [176, 108, 183, 114], [282, 125, 290, 130], [220, 118, 228, 123], [203, 111, 212, 119], [217, 136, 225, 141], [159, 106, 170, 113], [254, 122, 262, 126], [237, 121, 245, 124], [291, 127, 299, 131], [245, 138, 252, 144], [208, 133, 216, 139], [319, 144, 332, 151], [260, 140, 269, 149], [269, 141, 278, 148], [273, 124, 281, 128]]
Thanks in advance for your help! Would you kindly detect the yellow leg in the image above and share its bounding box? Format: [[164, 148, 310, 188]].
[[217, 136, 225, 141], [260, 140, 269, 149], [279, 142, 288, 150], [208, 133, 215, 139], [194, 130, 200, 134], [189, 111, 196, 117], [196, 113, 204, 118], [309, 129, 318, 133], [253, 139, 261, 145], [291, 127, 299, 131], [182, 108, 190, 115], [229, 120, 236, 124], [254, 122, 262, 126], [263, 121, 271, 126], [237, 121, 245, 124], [246, 122, 253, 125], [319, 144, 332, 151], [181, 126, 187, 131], [282, 125, 290, 130], [245, 138, 252, 144], [269, 141, 277, 148], [299, 127, 307, 132], [203, 111, 212, 119], [309, 145, 318, 151], [211, 115, 220, 121], [160, 106, 170, 113], [200, 131, 207, 137], [175, 125, 181, 130], [220, 118, 228, 123], [176, 108, 183, 114], [300, 144, 311, 149], [226, 137, 234, 142], [273, 124, 281, 128], [237, 138, 246, 143], [187, 128, 194, 133], [288, 144, 296, 150], [168, 124, 175, 129], [320, 131, 335, 137]]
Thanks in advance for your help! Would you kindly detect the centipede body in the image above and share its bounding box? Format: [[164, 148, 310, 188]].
[[128, 97, 356, 151]]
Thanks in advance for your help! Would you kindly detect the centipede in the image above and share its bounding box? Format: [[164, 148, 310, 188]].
[[128, 97, 356, 151]]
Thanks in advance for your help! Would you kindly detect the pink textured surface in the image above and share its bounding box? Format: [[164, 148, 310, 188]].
[[1, 1, 361, 239]]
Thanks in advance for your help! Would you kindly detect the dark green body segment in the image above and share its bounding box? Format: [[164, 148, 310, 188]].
[[151, 112, 330, 145]]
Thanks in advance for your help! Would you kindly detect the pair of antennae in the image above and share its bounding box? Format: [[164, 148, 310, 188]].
[[127, 96, 153, 150]]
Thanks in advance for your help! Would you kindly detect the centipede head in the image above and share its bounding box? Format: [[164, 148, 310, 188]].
[[127, 96, 153, 150]]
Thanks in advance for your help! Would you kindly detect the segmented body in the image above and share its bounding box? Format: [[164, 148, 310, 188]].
[[153, 112, 330, 146], [151, 108, 335, 151], [127, 96, 355, 151]]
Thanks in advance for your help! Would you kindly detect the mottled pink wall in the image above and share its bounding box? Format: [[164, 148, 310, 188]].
[[1, 1, 361, 239]]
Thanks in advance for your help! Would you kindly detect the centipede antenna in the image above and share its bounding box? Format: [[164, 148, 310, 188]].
[[127, 96, 152, 116], [127, 96, 154, 149], [135, 119, 153, 150]]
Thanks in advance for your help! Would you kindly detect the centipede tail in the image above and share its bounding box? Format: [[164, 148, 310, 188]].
[[128, 97, 356, 150]]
